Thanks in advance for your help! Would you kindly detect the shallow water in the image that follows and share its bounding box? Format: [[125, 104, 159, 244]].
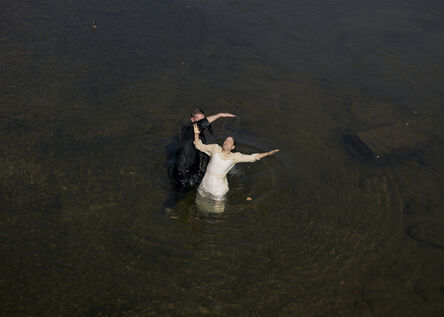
[[1, 0, 443, 315]]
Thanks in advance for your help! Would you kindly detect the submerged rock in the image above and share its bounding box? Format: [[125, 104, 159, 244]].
[[406, 223, 444, 250], [344, 122, 432, 160]]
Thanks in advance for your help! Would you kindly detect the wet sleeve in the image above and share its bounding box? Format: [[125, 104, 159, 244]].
[[193, 139, 218, 156], [232, 152, 260, 163], [196, 118, 210, 131]]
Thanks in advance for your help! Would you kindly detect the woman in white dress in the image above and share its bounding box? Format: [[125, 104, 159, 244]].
[[193, 123, 279, 201]]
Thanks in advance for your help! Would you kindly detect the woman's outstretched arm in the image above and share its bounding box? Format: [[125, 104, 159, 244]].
[[233, 149, 279, 163]]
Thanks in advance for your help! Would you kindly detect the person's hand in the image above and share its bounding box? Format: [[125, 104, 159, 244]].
[[220, 113, 236, 118], [268, 149, 279, 156], [193, 123, 200, 134]]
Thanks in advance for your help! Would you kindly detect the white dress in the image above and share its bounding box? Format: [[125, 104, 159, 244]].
[[194, 139, 260, 200]]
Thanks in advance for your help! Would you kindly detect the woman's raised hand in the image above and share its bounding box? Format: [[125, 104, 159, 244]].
[[193, 123, 200, 134]]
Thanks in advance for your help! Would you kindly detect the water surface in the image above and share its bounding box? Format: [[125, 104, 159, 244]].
[[1, 0, 443, 315]]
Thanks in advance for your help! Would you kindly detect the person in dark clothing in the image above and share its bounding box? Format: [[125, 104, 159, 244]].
[[172, 108, 236, 192]]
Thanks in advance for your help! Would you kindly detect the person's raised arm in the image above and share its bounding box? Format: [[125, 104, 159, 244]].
[[233, 149, 279, 163], [193, 123, 200, 144], [193, 123, 218, 156], [256, 149, 279, 160], [206, 113, 236, 123]]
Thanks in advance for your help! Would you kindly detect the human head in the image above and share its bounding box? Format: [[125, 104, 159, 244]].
[[222, 136, 236, 152], [190, 108, 205, 122]]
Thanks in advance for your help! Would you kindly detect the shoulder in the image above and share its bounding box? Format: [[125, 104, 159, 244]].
[[231, 151, 259, 162], [179, 122, 192, 135], [231, 152, 244, 159], [207, 143, 222, 152], [181, 122, 192, 130]]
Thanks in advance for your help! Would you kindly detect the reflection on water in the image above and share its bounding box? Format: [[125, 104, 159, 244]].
[[196, 193, 226, 214], [1, 0, 443, 315]]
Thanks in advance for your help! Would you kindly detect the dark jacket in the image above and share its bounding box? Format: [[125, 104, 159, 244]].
[[172, 118, 211, 190]]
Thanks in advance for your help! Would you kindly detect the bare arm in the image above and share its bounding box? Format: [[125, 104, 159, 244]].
[[206, 112, 236, 123], [256, 149, 279, 160]]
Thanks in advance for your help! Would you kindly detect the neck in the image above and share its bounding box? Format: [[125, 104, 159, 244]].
[[222, 149, 231, 154]]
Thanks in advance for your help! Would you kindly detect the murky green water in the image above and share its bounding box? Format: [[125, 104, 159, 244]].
[[1, 0, 443, 315]]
